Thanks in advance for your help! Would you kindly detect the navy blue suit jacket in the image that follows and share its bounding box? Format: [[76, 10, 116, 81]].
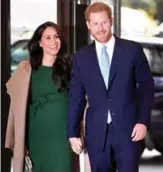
[[68, 36, 154, 151]]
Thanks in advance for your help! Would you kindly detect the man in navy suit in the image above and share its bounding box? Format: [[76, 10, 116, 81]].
[[68, 2, 154, 172]]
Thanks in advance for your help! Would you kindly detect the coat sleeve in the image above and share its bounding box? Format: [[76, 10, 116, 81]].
[[5, 60, 31, 149], [134, 44, 155, 128], [67, 54, 86, 138], [4, 60, 30, 149], [5, 97, 15, 149]]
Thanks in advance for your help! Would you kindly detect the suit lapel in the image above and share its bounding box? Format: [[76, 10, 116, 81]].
[[88, 42, 107, 92], [108, 37, 122, 90]]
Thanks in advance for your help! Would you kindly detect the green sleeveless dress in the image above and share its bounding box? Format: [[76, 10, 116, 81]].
[[26, 66, 73, 172]]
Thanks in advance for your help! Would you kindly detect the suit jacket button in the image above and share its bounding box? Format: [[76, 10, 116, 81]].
[[111, 112, 115, 116]]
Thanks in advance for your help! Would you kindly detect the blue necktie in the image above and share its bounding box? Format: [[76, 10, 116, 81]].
[[100, 46, 112, 123]]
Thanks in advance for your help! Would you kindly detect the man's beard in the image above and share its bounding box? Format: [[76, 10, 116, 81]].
[[91, 31, 111, 43]]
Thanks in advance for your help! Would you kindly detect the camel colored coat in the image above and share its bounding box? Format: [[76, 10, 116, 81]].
[[5, 61, 31, 172]]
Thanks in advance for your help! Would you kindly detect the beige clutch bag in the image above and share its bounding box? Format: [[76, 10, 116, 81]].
[[24, 155, 33, 172], [11, 155, 33, 172]]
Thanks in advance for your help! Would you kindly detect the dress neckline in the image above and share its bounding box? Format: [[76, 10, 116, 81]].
[[40, 65, 53, 68]]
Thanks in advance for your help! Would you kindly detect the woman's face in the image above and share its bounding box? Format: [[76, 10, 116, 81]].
[[39, 27, 61, 57]]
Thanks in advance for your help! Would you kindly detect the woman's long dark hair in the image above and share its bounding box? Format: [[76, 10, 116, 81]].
[[28, 21, 72, 92]]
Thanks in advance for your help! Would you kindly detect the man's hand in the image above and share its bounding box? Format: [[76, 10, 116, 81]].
[[69, 137, 83, 154], [131, 123, 147, 141]]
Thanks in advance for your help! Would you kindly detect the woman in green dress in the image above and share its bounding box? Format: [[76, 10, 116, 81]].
[[26, 21, 74, 172]]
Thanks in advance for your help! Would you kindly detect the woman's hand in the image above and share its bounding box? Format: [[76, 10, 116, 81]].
[[25, 147, 29, 155]]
